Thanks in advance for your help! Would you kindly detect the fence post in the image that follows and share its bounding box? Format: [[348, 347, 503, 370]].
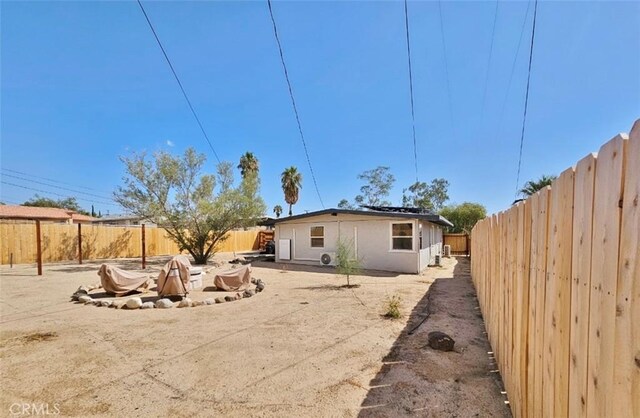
[[141, 224, 146, 269], [466, 234, 471, 257], [35, 220, 42, 276], [78, 223, 82, 265]]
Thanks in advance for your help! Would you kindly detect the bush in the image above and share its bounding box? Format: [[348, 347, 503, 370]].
[[336, 238, 361, 287], [384, 295, 402, 319]]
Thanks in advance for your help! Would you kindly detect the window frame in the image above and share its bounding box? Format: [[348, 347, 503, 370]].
[[310, 225, 325, 248], [389, 221, 415, 252]]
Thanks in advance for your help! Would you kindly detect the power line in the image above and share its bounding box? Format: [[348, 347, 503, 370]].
[[136, 0, 221, 164], [437, 1, 455, 132], [1, 167, 105, 193], [1, 181, 120, 207], [514, 0, 539, 197], [480, 0, 499, 122], [494, 1, 532, 143], [266, 0, 325, 209], [1, 173, 114, 201], [403, 0, 419, 184]]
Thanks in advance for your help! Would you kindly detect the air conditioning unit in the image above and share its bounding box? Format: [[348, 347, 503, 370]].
[[319, 252, 337, 266], [443, 245, 451, 258], [435, 254, 442, 266]]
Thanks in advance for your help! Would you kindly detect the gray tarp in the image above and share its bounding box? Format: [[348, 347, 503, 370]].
[[214, 264, 252, 291], [157, 255, 192, 297], [98, 264, 153, 297]]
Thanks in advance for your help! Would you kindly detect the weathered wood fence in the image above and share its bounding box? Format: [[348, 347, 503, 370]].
[[470, 120, 639, 418], [0, 222, 264, 265], [443, 233, 469, 255]]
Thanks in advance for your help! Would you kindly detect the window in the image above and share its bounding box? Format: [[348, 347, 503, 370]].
[[310, 226, 324, 248], [391, 222, 413, 251]]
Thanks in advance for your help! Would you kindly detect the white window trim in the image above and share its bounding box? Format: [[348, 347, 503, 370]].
[[389, 221, 415, 252], [310, 225, 325, 249]]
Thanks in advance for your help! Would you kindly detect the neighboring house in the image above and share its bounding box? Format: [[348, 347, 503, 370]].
[[273, 207, 453, 274], [91, 214, 156, 227], [0, 205, 96, 224]]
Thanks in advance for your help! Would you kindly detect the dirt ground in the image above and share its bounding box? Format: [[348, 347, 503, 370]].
[[0, 254, 510, 417]]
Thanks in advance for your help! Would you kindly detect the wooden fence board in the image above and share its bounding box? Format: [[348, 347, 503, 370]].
[[548, 168, 575, 417], [568, 153, 597, 418], [613, 121, 640, 417], [534, 187, 550, 418], [587, 134, 627, 418]]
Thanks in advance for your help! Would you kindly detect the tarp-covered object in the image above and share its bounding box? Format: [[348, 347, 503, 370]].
[[214, 264, 252, 291], [157, 255, 192, 297], [98, 264, 153, 297]]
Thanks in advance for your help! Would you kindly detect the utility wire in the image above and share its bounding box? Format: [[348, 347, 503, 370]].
[[1, 181, 120, 207], [403, 0, 419, 183], [136, 0, 221, 164], [1, 173, 114, 201], [266, 0, 325, 208], [480, 0, 499, 122], [1, 167, 105, 193], [494, 1, 532, 144], [514, 0, 539, 198], [437, 1, 455, 132]]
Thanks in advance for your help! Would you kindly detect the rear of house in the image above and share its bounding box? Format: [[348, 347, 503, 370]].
[[273, 208, 453, 274]]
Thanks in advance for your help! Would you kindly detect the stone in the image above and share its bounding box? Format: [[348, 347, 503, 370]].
[[243, 289, 255, 298], [100, 300, 112, 307], [126, 298, 143, 309], [155, 299, 174, 309], [428, 331, 455, 352], [224, 296, 235, 302], [192, 300, 205, 307], [177, 298, 192, 308], [215, 298, 226, 304], [78, 295, 92, 304], [235, 293, 244, 300], [204, 298, 215, 305], [256, 281, 265, 292], [140, 302, 155, 309], [251, 277, 257, 284], [112, 300, 126, 309]]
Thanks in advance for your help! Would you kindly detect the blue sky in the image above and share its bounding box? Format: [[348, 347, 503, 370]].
[[2, 0, 639, 216]]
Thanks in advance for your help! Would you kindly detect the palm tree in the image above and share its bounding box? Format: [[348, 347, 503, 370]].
[[273, 205, 283, 218], [238, 152, 259, 179], [281, 166, 302, 216], [519, 175, 557, 197]]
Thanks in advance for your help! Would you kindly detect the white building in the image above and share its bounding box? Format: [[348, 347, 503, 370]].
[[273, 208, 453, 274]]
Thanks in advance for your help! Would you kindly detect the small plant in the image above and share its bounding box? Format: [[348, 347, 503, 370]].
[[336, 238, 361, 287], [384, 294, 402, 319]]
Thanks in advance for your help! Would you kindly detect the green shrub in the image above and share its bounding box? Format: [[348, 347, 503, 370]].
[[336, 238, 361, 287], [384, 295, 402, 319]]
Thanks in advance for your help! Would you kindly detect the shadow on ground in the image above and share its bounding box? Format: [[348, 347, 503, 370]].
[[358, 258, 511, 417], [250, 260, 401, 278]]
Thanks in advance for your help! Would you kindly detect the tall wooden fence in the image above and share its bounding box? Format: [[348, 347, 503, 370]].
[[443, 233, 469, 255], [0, 223, 263, 265], [470, 121, 639, 418]]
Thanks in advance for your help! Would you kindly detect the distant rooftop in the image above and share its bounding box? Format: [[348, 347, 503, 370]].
[[0, 205, 96, 223]]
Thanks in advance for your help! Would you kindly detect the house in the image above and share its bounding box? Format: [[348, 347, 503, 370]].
[[91, 214, 156, 227], [273, 207, 453, 274], [0, 205, 96, 224]]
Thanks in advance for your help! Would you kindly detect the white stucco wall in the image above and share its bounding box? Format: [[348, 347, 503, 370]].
[[418, 220, 443, 270], [275, 213, 445, 274]]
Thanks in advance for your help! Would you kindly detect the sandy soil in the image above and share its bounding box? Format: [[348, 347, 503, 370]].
[[0, 254, 510, 417]]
